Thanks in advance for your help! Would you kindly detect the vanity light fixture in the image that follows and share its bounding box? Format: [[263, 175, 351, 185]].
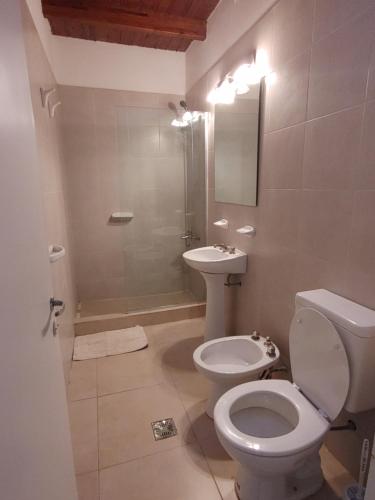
[[207, 49, 274, 104], [207, 77, 236, 104]]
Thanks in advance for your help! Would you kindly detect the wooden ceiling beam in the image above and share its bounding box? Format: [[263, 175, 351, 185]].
[[42, 3, 206, 41]]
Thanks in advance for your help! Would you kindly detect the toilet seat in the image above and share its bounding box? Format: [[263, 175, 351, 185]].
[[214, 379, 329, 458], [194, 336, 278, 380]]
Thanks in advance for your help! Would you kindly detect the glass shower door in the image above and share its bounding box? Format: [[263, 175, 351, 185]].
[[116, 105, 206, 311]]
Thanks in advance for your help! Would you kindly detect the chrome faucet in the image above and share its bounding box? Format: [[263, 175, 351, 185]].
[[213, 243, 229, 251], [213, 244, 236, 254]]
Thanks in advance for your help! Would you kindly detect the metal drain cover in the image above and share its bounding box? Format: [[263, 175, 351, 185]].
[[151, 418, 178, 441]]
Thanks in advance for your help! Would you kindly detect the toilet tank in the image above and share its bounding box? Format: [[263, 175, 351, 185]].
[[295, 289, 375, 414]]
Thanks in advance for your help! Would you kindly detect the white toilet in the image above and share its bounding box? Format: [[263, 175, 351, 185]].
[[214, 289, 375, 500], [193, 334, 280, 417]]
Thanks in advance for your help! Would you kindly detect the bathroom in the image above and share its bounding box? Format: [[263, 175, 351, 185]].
[[1, 0, 375, 499]]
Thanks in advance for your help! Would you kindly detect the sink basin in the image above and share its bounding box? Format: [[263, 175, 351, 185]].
[[183, 246, 247, 274]]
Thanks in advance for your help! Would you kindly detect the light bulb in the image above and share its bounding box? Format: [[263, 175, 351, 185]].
[[255, 49, 271, 78], [207, 87, 219, 104], [171, 118, 188, 127], [182, 111, 193, 122]]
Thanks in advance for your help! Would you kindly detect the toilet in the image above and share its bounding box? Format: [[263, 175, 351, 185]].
[[214, 289, 375, 500], [193, 334, 280, 417]]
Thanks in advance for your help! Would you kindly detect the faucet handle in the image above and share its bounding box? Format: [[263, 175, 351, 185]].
[[266, 344, 277, 358]]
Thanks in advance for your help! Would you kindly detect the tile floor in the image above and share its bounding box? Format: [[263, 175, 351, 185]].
[[68, 318, 353, 500]]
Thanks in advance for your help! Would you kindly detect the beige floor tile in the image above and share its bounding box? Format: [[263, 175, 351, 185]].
[[100, 444, 222, 500], [145, 317, 205, 346], [70, 398, 98, 474], [69, 359, 97, 401], [98, 383, 195, 468], [76, 471, 99, 500], [200, 435, 238, 500], [153, 334, 211, 404], [97, 346, 172, 396], [184, 398, 218, 443], [317, 446, 354, 499], [171, 366, 211, 404]]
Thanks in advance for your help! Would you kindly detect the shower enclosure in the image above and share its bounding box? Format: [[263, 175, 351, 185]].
[[77, 101, 206, 317]]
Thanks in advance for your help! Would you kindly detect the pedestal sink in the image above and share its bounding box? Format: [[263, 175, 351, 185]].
[[183, 246, 247, 341]]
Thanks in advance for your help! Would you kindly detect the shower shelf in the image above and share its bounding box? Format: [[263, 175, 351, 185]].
[[110, 212, 134, 222], [49, 244, 65, 263]]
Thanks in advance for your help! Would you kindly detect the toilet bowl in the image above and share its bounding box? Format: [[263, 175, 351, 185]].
[[215, 379, 328, 500], [193, 334, 280, 417], [213, 289, 375, 500]]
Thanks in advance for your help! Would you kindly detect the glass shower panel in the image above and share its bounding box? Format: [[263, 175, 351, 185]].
[[185, 115, 207, 301], [116, 106, 188, 308]]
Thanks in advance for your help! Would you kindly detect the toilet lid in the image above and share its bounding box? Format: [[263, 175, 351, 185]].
[[290, 307, 350, 421]]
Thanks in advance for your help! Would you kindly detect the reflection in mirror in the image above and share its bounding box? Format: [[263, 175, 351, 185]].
[[214, 82, 260, 206]]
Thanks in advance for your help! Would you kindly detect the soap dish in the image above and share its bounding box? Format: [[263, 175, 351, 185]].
[[236, 225, 256, 237], [49, 244, 66, 263]]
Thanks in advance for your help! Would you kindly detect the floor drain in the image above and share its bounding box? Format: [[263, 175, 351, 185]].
[[151, 418, 178, 441]]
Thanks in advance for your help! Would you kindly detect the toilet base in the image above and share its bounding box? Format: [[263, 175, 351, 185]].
[[206, 382, 233, 418], [235, 452, 324, 500]]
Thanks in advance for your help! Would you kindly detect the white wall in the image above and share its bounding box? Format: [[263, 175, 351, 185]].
[[24, 0, 185, 94], [186, 0, 278, 91], [52, 36, 185, 94]]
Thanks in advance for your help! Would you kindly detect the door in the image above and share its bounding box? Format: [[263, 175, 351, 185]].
[[0, 1, 78, 499]]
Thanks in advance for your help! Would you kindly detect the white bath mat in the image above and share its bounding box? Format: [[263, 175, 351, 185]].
[[73, 325, 148, 360]]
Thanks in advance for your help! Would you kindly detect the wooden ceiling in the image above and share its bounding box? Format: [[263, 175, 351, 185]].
[[42, 0, 220, 52]]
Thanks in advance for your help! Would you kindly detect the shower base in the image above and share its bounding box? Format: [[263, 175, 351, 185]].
[[74, 290, 205, 336]]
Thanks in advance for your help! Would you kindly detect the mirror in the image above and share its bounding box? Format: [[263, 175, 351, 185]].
[[214, 82, 260, 206]]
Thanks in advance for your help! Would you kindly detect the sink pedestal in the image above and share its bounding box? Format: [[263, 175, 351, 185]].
[[182, 246, 247, 341], [202, 272, 226, 341]]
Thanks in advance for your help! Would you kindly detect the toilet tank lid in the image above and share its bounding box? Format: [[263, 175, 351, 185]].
[[296, 290, 375, 338]]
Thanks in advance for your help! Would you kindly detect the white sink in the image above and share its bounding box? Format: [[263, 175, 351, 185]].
[[183, 246, 247, 274], [183, 246, 247, 341]]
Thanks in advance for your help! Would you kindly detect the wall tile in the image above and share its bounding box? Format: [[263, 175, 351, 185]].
[[298, 190, 353, 263], [259, 189, 301, 251], [272, 0, 314, 67], [345, 190, 375, 309], [303, 106, 362, 189], [308, 9, 375, 119], [267, 51, 310, 131], [367, 50, 375, 101], [261, 123, 305, 189], [313, 0, 373, 42], [356, 101, 375, 189]]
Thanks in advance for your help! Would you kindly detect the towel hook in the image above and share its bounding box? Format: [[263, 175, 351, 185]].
[[40, 87, 56, 108]]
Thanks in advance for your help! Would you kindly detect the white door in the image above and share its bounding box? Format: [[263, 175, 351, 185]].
[[0, 1, 78, 499]]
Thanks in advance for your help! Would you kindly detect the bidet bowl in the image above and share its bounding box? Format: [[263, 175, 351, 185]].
[[183, 246, 247, 274], [193, 335, 279, 384], [193, 335, 280, 417]]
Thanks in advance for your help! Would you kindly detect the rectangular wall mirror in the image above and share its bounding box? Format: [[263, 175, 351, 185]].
[[214, 82, 260, 206]]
